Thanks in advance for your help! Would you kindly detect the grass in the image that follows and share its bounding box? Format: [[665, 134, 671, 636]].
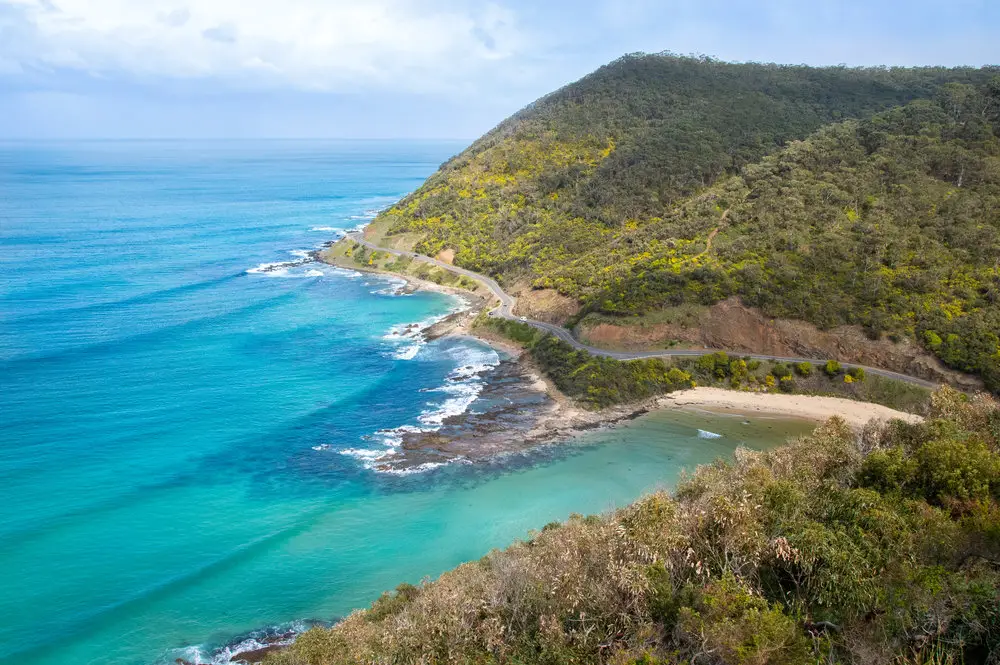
[[575, 305, 709, 331], [321, 240, 481, 294]]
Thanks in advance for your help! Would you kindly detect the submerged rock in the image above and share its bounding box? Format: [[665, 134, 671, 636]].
[[230, 642, 285, 663], [374, 359, 552, 471]]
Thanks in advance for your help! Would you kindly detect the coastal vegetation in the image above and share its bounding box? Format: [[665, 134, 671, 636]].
[[478, 317, 692, 408], [268, 388, 1000, 665], [323, 239, 483, 292], [366, 54, 1000, 392], [478, 318, 931, 413], [268, 54, 1000, 665]]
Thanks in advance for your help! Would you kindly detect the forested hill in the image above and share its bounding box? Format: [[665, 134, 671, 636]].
[[370, 54, 1000, 391]]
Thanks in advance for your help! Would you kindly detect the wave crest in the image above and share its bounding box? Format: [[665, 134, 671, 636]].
[[166, 620, 321, 665], [322, 344, 501, 474]]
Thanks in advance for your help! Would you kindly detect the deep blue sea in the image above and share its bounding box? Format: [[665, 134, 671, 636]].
[[0, 141, 815, 665]]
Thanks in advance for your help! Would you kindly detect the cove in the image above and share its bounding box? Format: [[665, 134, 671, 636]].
[[0, 141, 815, 665]]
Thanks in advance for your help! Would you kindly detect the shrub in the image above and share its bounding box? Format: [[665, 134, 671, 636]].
[[794, 361, 813, 377], [848, 367, 866, 381], [914, 437, 1000, 503], [857, 447, 920, 495], [478, 317, 541, 346], [676, 574, 811, 665], [270, 390, 1000, 665], [477, 329, 695, 408], [666, 367, 691, 384], [770, 362, 792, 379], [695, 352, 731, 381], [859, 422, 1000, 505], [730, 359, 749, 381], [824, 360, 842, 377], [366, 583, 421, 623], [779, 376, 796, 393]]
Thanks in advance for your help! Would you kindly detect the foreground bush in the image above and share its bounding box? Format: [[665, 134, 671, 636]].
[[269, 388, 1000, 665]]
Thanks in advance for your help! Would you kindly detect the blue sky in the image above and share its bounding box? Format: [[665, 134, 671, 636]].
[[1, 0, 997, 139]]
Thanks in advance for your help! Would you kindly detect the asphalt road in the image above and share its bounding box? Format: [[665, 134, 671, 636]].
[[346, 233, 940, 390]]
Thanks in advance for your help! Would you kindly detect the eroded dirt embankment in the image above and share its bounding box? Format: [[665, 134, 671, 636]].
[[510, 286, 581, 324]]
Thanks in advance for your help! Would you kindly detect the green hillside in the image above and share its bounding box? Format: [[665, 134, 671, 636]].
[[269, 389, 1000, 665], [370, 55, 1000, 391]]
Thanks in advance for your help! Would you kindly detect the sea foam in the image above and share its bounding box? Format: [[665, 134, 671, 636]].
[[169, 620, 317, 665], [246, 264, 324, 278], [326, 344, 500, 474], [371, 275, 409, 296]]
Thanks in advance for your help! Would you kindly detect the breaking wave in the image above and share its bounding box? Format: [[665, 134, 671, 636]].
[[166, 620, 323, 665], [370, 275, 409, 296], [348, 208, 380, 220], [378, 296, 468, 361], [246, 249, 318, 278], [322, 344, 501, 474]]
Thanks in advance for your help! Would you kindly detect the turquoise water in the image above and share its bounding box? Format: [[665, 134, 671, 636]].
[[0, 141, 816, 665]]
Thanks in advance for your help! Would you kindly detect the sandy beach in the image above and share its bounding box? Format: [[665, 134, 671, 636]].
[[656, 386, 923, 429], [321, 246, 927, 470]]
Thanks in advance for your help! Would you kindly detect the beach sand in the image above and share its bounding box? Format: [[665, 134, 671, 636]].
[[656, 386, 923, 429], [319, 247, 924, 470]]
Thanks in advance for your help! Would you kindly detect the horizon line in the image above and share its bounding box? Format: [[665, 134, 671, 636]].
[[0, 136, 476, 142]]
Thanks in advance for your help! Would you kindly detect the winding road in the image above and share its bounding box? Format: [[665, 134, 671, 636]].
[[345, 233, 940, 390]]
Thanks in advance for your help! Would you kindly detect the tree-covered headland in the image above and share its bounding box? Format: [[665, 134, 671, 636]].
[[370, 55, 1000, 392], [277, 54, 1000, 665]]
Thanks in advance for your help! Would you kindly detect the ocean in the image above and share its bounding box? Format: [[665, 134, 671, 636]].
[[0, 141, 815, 665]]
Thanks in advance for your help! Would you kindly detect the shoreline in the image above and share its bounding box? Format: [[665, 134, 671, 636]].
[[194, 246, 924, 664], [318, 246, 924, 470], [319, 243, 491, 302], [654, 387, 923, 429]]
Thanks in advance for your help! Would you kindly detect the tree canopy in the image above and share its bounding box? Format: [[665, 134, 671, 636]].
[[373, 55, 1000, 391]]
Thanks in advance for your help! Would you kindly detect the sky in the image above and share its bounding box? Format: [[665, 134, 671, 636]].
[[0, 0, 997, 139]]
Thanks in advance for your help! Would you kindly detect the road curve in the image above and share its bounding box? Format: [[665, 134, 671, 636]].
[[345, 233, 940, 390]]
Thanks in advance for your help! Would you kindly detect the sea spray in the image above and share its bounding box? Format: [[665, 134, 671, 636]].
[[332, 344, 501, 473], [167, 620, 326, 665]]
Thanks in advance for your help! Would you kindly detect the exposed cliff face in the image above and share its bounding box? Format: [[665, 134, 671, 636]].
[[509, 286, 580, 324]]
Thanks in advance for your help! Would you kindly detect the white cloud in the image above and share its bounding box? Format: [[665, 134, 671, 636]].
[[0, 0, 527, 91]]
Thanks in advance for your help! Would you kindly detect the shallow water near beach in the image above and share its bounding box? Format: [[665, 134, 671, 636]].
[[0, 141, 815, 665]]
